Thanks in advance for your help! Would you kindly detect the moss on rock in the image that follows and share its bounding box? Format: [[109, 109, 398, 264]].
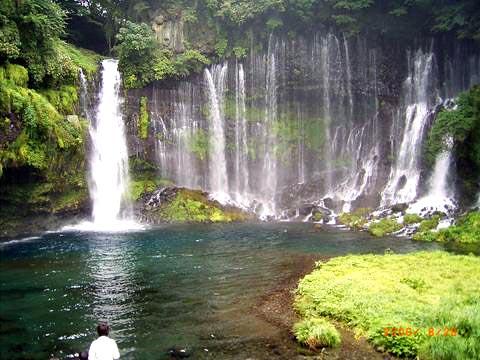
[[368, 217, 402, 237], [338, 208, 370, 230], [139, 187, 252, 223]]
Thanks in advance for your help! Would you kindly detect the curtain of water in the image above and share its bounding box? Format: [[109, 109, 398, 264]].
[[88, 60, 132, 226], [205, 64, 229, 197]]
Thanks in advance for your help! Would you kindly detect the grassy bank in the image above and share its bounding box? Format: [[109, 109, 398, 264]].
[[294, 251, 480, 359]]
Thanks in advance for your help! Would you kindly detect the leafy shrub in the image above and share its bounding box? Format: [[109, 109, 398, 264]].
[[368, 218, 402, 237], [116, 21, 210, 88], [418, 215, 441, 232], [425, 86, 480, 177], [435, 211, 480, 244], [403, 213, 423, 225], [338, 207, 371, 230], [0, 65, 85, 177], [293, 318, 341, 349]]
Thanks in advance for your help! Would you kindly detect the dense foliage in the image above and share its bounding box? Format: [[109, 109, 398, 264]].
[[295, 252, 480, 358], [414, 211, 480, 244], [115, 21, 210, 88], [55, 1, 480, 88], [0, 1, 102, 234], [425, 86, 480, 200]]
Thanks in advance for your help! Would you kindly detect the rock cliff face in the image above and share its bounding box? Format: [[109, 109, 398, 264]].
[[123, 31, 479, 218]]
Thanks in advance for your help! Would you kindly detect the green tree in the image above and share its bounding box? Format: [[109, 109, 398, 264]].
[[115, 21, 157, 88]]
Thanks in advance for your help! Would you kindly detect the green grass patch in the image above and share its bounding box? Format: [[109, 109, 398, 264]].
[[294, 251, 480, 358], [56, 41, 102, 79], [368, 218, 402, 237], [293, 318, 341, 349]]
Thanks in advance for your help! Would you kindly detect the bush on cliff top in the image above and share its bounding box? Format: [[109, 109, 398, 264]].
[[294, 251, 480, 358]]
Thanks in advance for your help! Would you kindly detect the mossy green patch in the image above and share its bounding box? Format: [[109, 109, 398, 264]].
[[138, 96, 149, 139], [40, 86, 78, 115], [338, 208, 371, 230], [127, 157, 172, 200], [0, 65, 87, 177], [295, 251, 480, 358], [403, 213, 423, 225], [419, 215, 441, 232], [155, 189, 250, 223], [368, 218, 402, 237], [128, 178, 173, 201], [1, 64, 29, 87]]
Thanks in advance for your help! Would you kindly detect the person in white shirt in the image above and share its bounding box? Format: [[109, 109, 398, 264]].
[[88, 322, 120, 360]]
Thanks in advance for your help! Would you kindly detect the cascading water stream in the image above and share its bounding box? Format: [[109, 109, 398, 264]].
[[144, 33, 478, 219], [67, 59, 141, 231], [260, 35, 278, 217], [205, 64, 229, 201], [407, 138, 456, 216], [234, 62, 250, 202], [382, 50, 435, 206]]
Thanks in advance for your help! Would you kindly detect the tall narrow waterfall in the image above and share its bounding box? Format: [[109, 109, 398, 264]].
[[234, 62, 250, 201], [87, 60, 135, 229], [260, 35, 278, 216], [382, 50, 435, 205], [205, 64, 229, 199]]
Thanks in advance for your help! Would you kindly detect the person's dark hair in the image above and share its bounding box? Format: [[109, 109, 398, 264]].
[[97, 322, 110, 336]]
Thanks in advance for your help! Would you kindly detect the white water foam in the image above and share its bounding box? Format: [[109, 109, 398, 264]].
[[0, 236, 41, 247]]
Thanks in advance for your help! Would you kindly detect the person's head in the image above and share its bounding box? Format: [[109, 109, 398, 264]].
[[96, 322, 110, 337]]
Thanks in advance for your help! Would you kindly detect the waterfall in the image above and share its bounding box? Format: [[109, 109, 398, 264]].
[[407, 141, 455, 216], [320, 35, 333, 193], [234, 62, 250, 201], [151, 85, 168, 178], [66, 59, 142, 231], [382, 50, 435, 205], [260, 35, 278, 216], [205, 64, 229, 199], [172, 83, 199, 189], [139, 33, 478, 218], [89, 59, 131, 226]]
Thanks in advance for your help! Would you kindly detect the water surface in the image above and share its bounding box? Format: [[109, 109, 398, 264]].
[[0, 223, 440, 359]]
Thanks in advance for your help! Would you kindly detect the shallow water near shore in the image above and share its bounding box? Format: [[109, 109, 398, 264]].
[[0, 223, 441, 359]]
